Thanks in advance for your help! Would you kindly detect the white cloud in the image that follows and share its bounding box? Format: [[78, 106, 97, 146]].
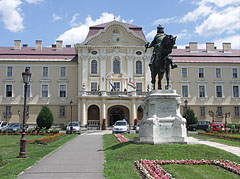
[[179, 0, 184, 3], [25, 0, 44, 4], [57, 12, 124, 45], [214, 34, 240, 49], [201, 0, 240, 7], [175, 29, 192, 40], [0, 0, 24, 32], [52, 13, 62, 21], [154, 17, 179, 25], [180, 4, 213, 23], [146, 30, 157, 40], [195, 6, 240, 36], [70, 13, 81, 27]]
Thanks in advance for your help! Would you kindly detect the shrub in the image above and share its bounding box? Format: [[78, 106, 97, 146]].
[[183, 108, 198, 127], [36, 106, 54, 129], [235, 123, 240, 129]]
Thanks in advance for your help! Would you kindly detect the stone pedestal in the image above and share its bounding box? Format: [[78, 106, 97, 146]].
[[134, 90, 187, 144]]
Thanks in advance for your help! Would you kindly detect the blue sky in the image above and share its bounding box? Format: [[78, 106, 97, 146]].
[[0, 0, 239, 49]]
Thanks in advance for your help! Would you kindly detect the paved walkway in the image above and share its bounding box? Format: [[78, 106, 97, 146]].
[[187, 137, 240, 157], [18, 130, 111, 179]]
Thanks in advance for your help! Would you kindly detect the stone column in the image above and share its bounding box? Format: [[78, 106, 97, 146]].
[[131, 99, 137, 128], [127, 54, 134, 91], [82, 57, 89, 90], [78, 101, 81, 123], [82, 99, 87, 127]]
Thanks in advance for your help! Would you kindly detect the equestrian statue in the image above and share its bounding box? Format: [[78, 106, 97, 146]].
[[145, 24, 177, 90]]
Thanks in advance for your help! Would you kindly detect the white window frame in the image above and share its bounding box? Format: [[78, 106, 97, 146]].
[[135, 60, 143, 75], [181, 67, 188, 78], [232, 68, 238, 78], [198, 84, 206, 98], [90, 59, 98, 74], [217, 106, 223, 117], [216, 67, 221, 78], [6, 66, 13, 77], [90, 82, 98, 91], [42, 66, 49, 77], [234, 106, 240, 117], [198, 68, 204, 78], [41, 84, 49, 98], [111, 56, 122, 74], [6, 106, 11, 117], [215, 84, 223, 98], [113, 81, 121, 91], [232, 85, 239, 98], [136, 82, 143, 92], [200, 106, 206, 117], [5, 83, 13, 98], [59, 106, 66, 117], [59, 84, 67, 98], [22, 84, 32, 98], [181, 84, 189, 98], [60, 66, 66, 77]]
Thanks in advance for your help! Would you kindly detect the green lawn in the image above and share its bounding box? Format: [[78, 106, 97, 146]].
[[103, 134, 240, 179], [0, 134, 77, 179], [188, 133, 240, 147]]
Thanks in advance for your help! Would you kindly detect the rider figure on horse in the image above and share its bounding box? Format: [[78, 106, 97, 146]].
[[145, 24, 177, 90]]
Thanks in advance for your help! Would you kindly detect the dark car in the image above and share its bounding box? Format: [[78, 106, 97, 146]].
[[188, 121, 211, 131], [6, 123, 23, 132]]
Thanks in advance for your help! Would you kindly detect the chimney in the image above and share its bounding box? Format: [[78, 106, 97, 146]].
[[189, 42, 198, 52], [223, 43, 231, 53], [206, 42, 215, 52], [35, 40, 42, 51], [14, 40, 21, 50], [56, 40, 63, 50]]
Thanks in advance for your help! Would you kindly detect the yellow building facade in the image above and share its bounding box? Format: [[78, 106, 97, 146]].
[[0, 21, 239, 128]]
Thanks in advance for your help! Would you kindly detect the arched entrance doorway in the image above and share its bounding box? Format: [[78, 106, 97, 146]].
[[137, 105, 144, 120], [108, 105, 129, 126], [88, 105, 100, 128]]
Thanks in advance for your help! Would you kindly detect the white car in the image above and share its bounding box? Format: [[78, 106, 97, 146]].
[[112, 120, 130, 134], [66, 122, 81, 134], [0, 121, 8, 132]]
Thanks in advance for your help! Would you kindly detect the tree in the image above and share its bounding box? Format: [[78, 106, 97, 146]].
[[183, 108, 198, 127], [36, 106, 54, 129]]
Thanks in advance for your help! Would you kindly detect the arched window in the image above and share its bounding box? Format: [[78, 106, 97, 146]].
[[91, 60, 97, 74], [113, 58, 120, 74], [136, 60, 142, 74]]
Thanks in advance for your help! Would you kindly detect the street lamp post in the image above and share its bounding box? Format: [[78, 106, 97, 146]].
[[208, 110, 214, 122], [70, 100, 73, 134], [224, 112, 230, 128], [3, 112, 7, 122], [17, 68, 31, 158]]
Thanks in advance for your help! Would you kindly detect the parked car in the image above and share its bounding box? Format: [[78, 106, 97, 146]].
[[112, 120, 130, 134], [6, 123, 23, 132], [188, 121, 211, 131], [66, 122, 81, 134], [0, 121, 8, 132], [136, 122, 140, 133], [211, 121, 225, 131]]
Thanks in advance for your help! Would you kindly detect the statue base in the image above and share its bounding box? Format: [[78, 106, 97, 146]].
[[134, 90, 187, 144]]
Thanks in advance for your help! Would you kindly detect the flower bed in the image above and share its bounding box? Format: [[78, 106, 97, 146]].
[[198, 132, 240, 141], [26, 132, 65, 144], [114, 134, 129, 143], [134, 159, 240, 178]]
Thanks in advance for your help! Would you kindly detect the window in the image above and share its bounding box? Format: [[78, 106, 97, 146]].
[[7, 66, 13, 77], [59, 85, 66, 97], [217, 106, 223, 117], [136, 61, 142, 74], [216, 85, 223, 98], [91, 60, 98, 74], [6, 84, 13, 97], [198, 68, 204, 78], [182, 85, 188, 98], [41, 85, 48, 97], [113, 58, 120, 74], [25, 67, 31, 72], [199, 85, 205, 98], [182, 68, 187, 78], [235, 106, 239, 117], [6, 106, 11, 117], [27, 85, 30, 97], [60, 67, 66, 77], [43, 67, 48, 77], [233, 86, 239, 98], [91, 82, 97, 91], [216, 68, 221, 78], [200, 106, 205, 117], [136, 83, 142, 92], [114, 82, 120, 91], [232, 68, 238, 78], [59, 106, 65, 117]]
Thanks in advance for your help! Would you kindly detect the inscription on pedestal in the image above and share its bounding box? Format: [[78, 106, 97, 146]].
[[157, 101, 175, 117]]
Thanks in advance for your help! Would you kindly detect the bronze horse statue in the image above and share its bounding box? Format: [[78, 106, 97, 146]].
[[148, 35, 177, 90]]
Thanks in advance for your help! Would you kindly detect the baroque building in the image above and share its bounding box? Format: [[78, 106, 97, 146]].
[[0, 21, 239, 128]]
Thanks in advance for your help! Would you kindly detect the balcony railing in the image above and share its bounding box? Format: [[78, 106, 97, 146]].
[[78, 91, 148, 97]]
